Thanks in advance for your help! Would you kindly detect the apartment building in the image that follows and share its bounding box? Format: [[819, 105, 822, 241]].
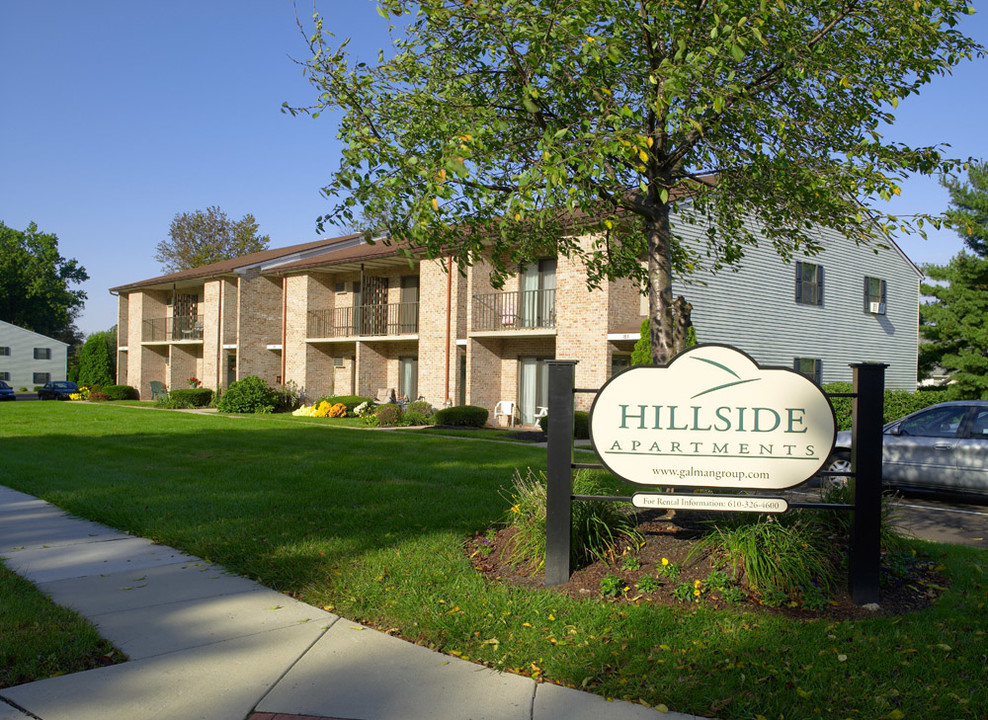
[[0, 320, 69, 389], [111, 218, 921, 424]]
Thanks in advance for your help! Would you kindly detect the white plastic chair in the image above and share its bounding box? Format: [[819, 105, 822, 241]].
[[532, 406, 548, 429], [493, 400, 518, 428]]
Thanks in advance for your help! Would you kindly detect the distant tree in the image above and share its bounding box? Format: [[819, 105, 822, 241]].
[[292, 0, 981, 365], [77, 329, 116, 388], [942, 160, 988, 256], [154, 206, 270, 272], [0, 221, 87, 346]]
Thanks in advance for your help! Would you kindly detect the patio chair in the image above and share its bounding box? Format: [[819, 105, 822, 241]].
[[532, 405, 548, 430], [373, 387, 396, 405], [149, 381, 168, 401], [493, 400, 519, 428]]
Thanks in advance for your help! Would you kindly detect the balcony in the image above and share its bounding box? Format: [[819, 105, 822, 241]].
[[308, 302, 419, 339], [472, 289, 556, 332], [143, 315, 204, 343]]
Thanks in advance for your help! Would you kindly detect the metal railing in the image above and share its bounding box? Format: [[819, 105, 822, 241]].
[[307, 302, 419, 338], [143, 315, 204, 342], [472, 289, 556, 331]]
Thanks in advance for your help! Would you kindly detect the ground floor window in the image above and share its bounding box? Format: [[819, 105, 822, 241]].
[[226, 352, 236, 388], [611, 353, 632, 376], [399, 356, 418, 401], [517, 356, 551, 425], [793, 357, 822, 385], [33, 372, 50, 384]]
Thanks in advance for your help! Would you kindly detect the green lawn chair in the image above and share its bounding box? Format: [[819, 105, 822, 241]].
[[149, 381, 168, 400]]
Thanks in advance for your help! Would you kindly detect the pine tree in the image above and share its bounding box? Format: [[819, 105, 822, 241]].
[[77, 331, 115, 388], [943, 161, 988, 256]]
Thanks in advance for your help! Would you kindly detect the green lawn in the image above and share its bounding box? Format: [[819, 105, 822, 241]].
[[0, 402, 985, 718]]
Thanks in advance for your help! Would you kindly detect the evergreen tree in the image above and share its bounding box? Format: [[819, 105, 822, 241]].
[[77, 330, 116, 388], [943, 161, 988, 256]]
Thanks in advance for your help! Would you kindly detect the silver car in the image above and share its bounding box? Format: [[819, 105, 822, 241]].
[[826, 400, 988, 497]]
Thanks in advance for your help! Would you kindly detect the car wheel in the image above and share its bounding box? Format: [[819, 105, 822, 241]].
[[821, 451, 852, 491]]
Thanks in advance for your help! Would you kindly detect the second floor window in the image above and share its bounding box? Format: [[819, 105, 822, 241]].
[[793, 357, 822, 385], [795, 261, 824, 306], [0, 346, 10, 356], [864, 277, 887, 314], [34, 347, 51, 360]]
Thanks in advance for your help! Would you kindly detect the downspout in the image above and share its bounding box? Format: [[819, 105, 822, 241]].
[[280, 273, 287, 386], [216, 278, 223, 390], [444, 256, 452, 405]]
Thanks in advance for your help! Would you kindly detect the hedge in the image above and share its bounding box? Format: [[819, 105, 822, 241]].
[[433, 405, 489, 427], [168, 388, 214, 408], [822, 382, 952, 431], [103, 384, 138, 401], [538, 410, 590, 439]]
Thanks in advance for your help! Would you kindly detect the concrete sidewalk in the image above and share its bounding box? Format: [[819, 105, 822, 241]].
[[0, 485, 701, 720]]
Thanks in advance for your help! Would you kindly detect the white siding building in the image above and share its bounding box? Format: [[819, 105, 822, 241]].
[[0, 320, 69, 389]]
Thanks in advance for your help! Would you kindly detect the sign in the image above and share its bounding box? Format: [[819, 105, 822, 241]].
[[632, 493, 789, 513], [589, 345, 836, 490]]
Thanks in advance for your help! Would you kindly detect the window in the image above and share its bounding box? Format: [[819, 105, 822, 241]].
[[333, 356, 345, 368], [0, 372, 10, 381], [33, 347, 52, 360], [399, 356, 418, 400], [335, 281, 346, 294], [795, 261, 824, 306], [0, 346, 10, 356], [898, 405, 968, 439], [863, 277, 887, 314], [519, 259, 557, 328], [611, 354, 632, 376], [793, 357, 822, 385], [33, 372, 51, 384]]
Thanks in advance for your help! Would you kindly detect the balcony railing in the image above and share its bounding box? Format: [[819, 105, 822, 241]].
[[472, 289, 556, 332], [308, 302, 419, 338], [143, 315, 204, 342]]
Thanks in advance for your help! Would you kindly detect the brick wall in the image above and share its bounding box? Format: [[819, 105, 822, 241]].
[[237, 271, 284, 385]]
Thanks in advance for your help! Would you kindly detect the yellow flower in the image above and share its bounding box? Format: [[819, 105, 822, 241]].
[[511, 504, 521, 514], [661, 558, 669, 566], [694, 589, 701, 596], [694, 579, 702, 588]]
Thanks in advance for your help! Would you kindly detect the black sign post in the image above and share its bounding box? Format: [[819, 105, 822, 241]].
[[545, 360, 576, 587], [849, 363, 886, 605]]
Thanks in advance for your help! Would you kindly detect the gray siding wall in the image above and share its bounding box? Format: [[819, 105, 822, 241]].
[[0, 321, 69, 389], [667, 216, 920, 390]]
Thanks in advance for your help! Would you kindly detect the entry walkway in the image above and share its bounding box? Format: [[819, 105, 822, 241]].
[[0, 486, 700, 720]]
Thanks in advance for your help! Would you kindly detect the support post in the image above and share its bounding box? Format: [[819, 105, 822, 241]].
[[848, 362, 887, 605], [545, 360, 577, 587]]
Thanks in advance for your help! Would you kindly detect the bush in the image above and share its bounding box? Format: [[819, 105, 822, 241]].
[[77, 331, 115, 388], [538, 410, 590, 439], [375, 403, 404, 427], [156, 395, 193, 410], [433, 404, 488, 427], [504, 468, 642, 574], [823, 382, 951, 431], [407, 399, 434, 416], [103, 385, 138, 401], [403, 410, 433, 426], [168, 388, 214, 408], [217, 376, 276, 414], [273, 381, 304, 413]]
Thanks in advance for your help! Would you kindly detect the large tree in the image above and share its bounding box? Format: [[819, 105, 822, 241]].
[[919, 160, 988, 397], [154, 206, 271, 272], [291, 0, 981, 364], [0, 221, 88, 345]]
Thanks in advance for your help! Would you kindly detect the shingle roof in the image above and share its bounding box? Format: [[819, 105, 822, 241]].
[[108, 234, 364, 292]]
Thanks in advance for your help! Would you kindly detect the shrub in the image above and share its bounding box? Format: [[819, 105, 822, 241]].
[[407, 399, 434, 416], [87, 391, 110, 402], [823, 382, 951, 431], [156, 395, 193, 410], [168, 388, 214, 408], [503, 468, 642, 574], [403, 410, 433, 426], [217, 376, 276, 414], [103, 384, 138, 401], [77, 331, 115, 388], [375, 403, 404, 427], [433, 404, 488, 427], [273, 381, 304, 413], [538, 410, 590, 439]]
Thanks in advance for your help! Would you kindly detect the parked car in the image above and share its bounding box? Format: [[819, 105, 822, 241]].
[[37, 381, 78, 401], [0, 381, 15, 401], [825, 400, 988, 497]]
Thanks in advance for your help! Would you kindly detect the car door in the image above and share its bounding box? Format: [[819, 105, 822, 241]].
[[883, 404, 972, 491], [949, 407, 988, 496]]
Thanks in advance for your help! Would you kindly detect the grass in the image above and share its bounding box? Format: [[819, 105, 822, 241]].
[[1, 402, 986, 718], [0, 560, 122, 687]]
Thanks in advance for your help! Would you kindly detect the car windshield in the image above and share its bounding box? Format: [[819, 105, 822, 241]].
[[0, 382, 9, 389], [53, 382, 73, 389]]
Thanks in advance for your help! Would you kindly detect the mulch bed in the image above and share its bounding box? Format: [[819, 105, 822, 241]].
[[467, 510, 947, 620]]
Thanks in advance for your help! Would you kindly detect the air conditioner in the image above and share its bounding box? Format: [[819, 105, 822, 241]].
[[869, 302, 886, 314]]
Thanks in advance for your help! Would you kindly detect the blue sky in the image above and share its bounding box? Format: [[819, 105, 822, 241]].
[[1, 1, 985, 336]]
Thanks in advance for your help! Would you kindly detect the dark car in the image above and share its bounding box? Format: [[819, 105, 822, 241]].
[[37, 381, 78, 401], [0, 381, 15, 401], [825, 400, 988, 497]]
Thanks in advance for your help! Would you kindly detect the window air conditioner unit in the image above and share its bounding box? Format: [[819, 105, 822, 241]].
[[869, 302, 886, 314]]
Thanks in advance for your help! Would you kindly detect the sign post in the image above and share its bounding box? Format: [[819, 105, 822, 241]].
[[849, 363, 886, 605], [545, 360, 576, 587]]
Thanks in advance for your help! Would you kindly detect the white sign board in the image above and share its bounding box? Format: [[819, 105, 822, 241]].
[[589, 345, 836, 490]]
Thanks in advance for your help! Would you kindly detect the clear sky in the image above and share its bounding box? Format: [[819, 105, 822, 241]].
[[1, 1, 985, 336]]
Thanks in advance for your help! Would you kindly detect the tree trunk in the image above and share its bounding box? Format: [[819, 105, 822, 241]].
[[646, 208, 677, 365]]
